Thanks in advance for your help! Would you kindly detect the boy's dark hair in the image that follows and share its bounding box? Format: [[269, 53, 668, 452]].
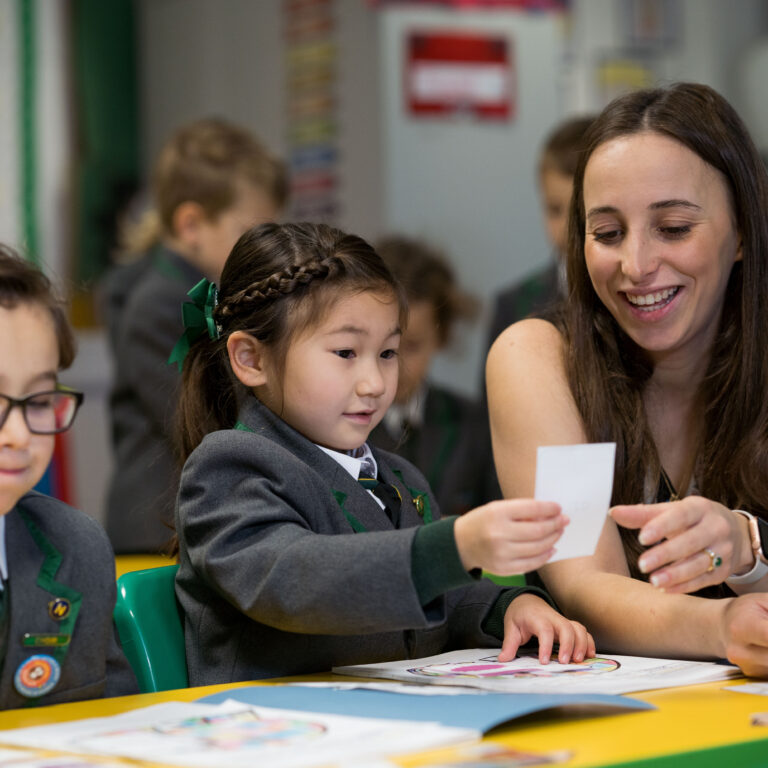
[[177, 222, 406, 461], [0, 245, 75, 369], [376, 235, 477, 346], [539, 115, 597, 178]]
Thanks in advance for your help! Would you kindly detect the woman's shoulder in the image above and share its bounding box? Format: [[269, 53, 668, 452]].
[[487, 317, 565, 376]]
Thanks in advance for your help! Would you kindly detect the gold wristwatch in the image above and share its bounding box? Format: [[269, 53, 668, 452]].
[[727, 509, 768, 585]]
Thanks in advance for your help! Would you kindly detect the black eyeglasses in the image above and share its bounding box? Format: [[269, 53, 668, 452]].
[[0, 388, 84, 434]]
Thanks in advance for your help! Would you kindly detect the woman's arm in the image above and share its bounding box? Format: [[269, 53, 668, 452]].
[[486, 319, 734, 660]]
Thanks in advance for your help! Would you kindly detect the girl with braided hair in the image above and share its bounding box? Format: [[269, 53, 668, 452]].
[[172, 221, 593, 683]]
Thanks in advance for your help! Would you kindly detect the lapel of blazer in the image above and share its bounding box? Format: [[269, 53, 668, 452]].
[[1, 505, 82, 706], [236, 399, 394, 532]]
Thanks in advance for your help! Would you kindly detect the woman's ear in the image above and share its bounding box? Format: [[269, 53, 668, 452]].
[[227, 331, 270, 388]]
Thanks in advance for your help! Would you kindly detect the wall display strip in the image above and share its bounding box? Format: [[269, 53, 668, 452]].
[[283, 0, 341, 223]]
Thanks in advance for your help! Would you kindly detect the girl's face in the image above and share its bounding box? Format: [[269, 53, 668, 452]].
[[0, 303, 58, 515], [258, 290, 401, 452], [583, 131, 741, 368]]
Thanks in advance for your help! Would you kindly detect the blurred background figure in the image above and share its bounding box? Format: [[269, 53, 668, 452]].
[[485, 114, 595, 349], [372, 235, 500, 517], [102, 118, 287, 553]]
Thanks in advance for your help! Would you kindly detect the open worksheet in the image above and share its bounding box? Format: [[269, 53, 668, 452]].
[[333, 649, 740, 695], [0, 700, 476, 768]]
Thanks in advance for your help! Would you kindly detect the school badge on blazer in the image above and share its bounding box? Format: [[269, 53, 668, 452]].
[[14, 654, 61, 698], [47, 597, 70, 621]]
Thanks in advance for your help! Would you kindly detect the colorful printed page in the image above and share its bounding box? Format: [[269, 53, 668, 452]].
[[0, 700, 477, 768], [333, 649, 741, 695]]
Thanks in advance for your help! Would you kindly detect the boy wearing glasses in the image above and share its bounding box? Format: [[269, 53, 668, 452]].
[[0, 246, 137, 708]]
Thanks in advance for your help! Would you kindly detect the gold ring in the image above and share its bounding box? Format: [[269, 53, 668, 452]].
[[705, 548, 723, 573]]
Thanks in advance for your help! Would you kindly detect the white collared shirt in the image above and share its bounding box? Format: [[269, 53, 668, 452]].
[[317, 443, 385, 510]]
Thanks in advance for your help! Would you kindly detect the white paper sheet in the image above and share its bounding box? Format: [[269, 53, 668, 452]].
[[334, 649, 740, 695], [725, 682, 768, 696], [535, 442, 616, 562], [0, 700, 477, 768]]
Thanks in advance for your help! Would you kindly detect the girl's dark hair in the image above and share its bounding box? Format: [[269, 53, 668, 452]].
[[559, 82, 768, 576], [0, 245, 75, 369], [177, 222, 406, 461], [376, 235, 477, 346]]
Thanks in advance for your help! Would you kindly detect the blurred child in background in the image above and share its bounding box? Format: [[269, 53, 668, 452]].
[[485, 115, 595, 347], [371, 235, 499, 516], [103, 118, 287, 553]]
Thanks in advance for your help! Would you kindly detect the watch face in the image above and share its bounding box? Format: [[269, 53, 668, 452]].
[[756, 516, 768, 562]]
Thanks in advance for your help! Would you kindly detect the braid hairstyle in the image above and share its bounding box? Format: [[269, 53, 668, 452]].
[[176, 222, 406, 461]]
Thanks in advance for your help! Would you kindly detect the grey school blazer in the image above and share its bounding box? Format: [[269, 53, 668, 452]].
[[0, 493, 137, 710], [175, 398, 509, 685]]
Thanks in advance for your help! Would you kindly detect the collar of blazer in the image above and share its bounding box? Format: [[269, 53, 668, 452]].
[[234, 398, 430, 532], [7, 502, 82, 665]]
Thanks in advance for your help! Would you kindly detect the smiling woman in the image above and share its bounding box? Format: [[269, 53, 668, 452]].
[[487, 82, 768, 677]]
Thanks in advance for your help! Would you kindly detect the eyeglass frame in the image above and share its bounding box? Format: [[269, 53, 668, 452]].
[[0, 388, 84, 435]]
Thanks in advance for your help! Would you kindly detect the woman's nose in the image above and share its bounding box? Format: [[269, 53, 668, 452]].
[[621, 232, 660, 282]]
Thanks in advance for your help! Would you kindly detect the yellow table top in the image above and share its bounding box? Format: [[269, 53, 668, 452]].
[[0, 675, 766, 767], [114, 554, 175, 580]]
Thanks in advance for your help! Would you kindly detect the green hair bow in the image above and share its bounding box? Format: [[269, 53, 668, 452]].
[[168, 278, 221, 372]]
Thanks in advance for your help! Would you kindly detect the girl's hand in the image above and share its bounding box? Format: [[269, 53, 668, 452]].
[[610, 497, 753, 593], [454, 499, 567, 576], [498, 594, 595, 664]]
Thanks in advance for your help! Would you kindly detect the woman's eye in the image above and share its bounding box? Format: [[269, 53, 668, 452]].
[[380, 349, 398, 360], [334, 349, 355, 359], [658, 225, 691, 240], [591, 229, 622, 244]]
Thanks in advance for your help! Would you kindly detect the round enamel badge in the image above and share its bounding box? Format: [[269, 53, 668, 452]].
[[48, 597, 71, 621], [14, 654, 60, 698]]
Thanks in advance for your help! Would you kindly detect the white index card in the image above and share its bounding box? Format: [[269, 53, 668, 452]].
[[534, 442, 616, 562]]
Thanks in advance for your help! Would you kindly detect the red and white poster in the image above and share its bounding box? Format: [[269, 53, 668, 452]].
[[405, 31, 515, 120]]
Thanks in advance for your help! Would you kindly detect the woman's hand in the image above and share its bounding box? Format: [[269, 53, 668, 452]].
[[499, 594, 596, 664], [610, 497, 753, 593], [454, 499, 567, 576], [722, 594, 768, 678]]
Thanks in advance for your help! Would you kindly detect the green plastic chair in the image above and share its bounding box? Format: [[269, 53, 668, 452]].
[[114, 564, 188, 692]]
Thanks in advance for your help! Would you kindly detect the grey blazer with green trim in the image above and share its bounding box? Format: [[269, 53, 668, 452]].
[[175, 398, 517, 685], [0, 493, 137, 710], [104, 247, 203, 554]]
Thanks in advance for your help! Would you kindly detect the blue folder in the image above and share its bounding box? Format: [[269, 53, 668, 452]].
[[198, 684, 653, 732]]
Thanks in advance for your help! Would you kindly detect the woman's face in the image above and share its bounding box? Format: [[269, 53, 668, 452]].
[[583, 131, 741, 367]]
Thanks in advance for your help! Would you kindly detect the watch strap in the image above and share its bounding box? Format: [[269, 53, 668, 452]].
[[727, 509, 768, 585]]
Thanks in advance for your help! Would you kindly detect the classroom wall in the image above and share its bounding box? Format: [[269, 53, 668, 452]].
[[4, 0, 768, 523]]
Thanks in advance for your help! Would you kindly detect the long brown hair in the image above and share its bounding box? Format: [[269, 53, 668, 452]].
[[560, 83, 768, 574], [176, 222, 406, 462]]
